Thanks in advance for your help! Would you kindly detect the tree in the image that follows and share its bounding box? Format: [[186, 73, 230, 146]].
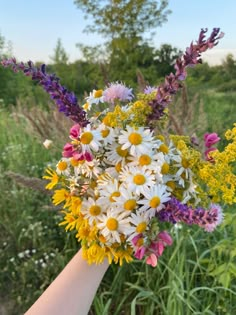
[[50, 38, 69, 64], [74, 0, 171, 85], [0, 31, 5, 56], [154, 44, 182, 78], [74, 0, 170, 42]]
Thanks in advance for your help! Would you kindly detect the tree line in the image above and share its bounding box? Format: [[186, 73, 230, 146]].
[[0, 0, 236, 108]]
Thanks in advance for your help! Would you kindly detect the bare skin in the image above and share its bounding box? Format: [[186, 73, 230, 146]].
[[25, 249, 109, 315]]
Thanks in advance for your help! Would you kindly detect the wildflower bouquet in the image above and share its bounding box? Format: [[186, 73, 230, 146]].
[[2, 28, 236, 267]]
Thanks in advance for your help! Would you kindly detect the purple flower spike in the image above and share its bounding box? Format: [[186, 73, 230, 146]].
[[1, 58, 89, 126], [147, 28, 224, 124], [158, 197, 223, 232]]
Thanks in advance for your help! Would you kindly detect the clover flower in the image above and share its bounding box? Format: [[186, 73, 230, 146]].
[[103, 82, 133, 104]]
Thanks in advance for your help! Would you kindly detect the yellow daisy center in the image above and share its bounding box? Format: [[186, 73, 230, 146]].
[[161, 162, 169, 174], [94, 89, 103, 98], [99, 235, 107, 243], [81, 132, 93, 144], [166, 181, 176, 190], [124, 199, 136, 211], [116, 145, 128, 157], [149, 196, 160, 208], [128, 132, 142, 145], [109, 191, 121, 202], [136, 222, 147, 233], [181, 158, 190, 169], [89, 205, 101, 216], [106, 218, 118, 231], [115, 161, 122, 172], [57, 161, 68, 171], [70, 158, 79, 167], [83, 102, 89, 110], [133, 174, 146, 185], [101, 129, 110, 138], [139, 154, 151, 166], [159, 144, 169, 154]]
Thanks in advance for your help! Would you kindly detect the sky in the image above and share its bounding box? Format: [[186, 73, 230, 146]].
[[0, 0, 236, 65]]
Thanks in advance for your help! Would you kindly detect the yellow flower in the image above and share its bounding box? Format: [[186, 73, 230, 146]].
[[127, 100, 152, 127], [198, 125, 236, 205], [43, 168, 59, 190], [112, 245, 133, 266], [59, 211, 83, 232], [103, 105, 129, 127], [82, 243, 106, 265], [52, 188, 71, 206]]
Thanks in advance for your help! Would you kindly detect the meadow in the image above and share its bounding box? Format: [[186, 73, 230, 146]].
[[0, 87, 236, 315]]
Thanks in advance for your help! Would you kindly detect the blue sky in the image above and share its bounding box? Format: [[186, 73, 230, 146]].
[[0, 0, 235, 64]]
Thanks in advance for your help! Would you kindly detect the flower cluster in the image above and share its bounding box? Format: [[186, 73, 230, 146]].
[[2, 28, 235, 267]]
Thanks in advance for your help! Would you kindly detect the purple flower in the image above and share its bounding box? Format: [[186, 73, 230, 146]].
[[1, 59, 89, 126], [147, 28, 224, 125], [158, 198, 223, 232], [143, 86, 157, 94], [103, 82, 133, 104]]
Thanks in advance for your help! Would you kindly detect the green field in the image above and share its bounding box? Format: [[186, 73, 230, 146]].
[[0, 88, 236, 315]]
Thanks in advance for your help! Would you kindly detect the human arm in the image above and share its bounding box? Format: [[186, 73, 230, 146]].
[[25, 249, 109, 315]]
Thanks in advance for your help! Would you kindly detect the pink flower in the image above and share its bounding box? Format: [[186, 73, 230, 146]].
[[70, 124, 81, 139], [72, 151, 93, 162], [134, 246, 146, 260], [62, 143, 74, 157], [204, 147, 217, 162], [146, 253, 158, 267], [103, 82, 133, 104], [204, 133, 220, 148], [158, 231, 173, 246], [203, 204, 224, 232], [150, 241, 164, 256], [84, 151, 93, 162], [131, 234, 142, 246], [145, 231, 173, 267]]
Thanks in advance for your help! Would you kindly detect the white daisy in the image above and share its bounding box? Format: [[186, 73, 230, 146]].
[[119, 166, 155, 195], [112, 186, 138, 212], [56, 158, 71, 176], [97, 179, 121, 209], [174, 157, 193, 187], [81, 197, 105, 226], [126, 212, 149, 242], [97, 208, 131, 244], [182, 179, 199, 204], [86, 89, 104, 106], [98, 124, 117, 145], [106, 141, 130, 165], [158, 141, 181, 164], [138, 184, 171, 219], [118, 126, 157, 157], [80, 125, 102, 152], [75, 159, 102, 179]]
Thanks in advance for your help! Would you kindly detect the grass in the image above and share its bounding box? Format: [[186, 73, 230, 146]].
[[0, 90, 236, 314]]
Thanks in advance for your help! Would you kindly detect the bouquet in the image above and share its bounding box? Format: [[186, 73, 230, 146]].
[[2, 28, 236, 267]]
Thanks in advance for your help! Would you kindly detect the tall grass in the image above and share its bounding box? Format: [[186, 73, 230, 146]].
[[0, 92, 236, 314]]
